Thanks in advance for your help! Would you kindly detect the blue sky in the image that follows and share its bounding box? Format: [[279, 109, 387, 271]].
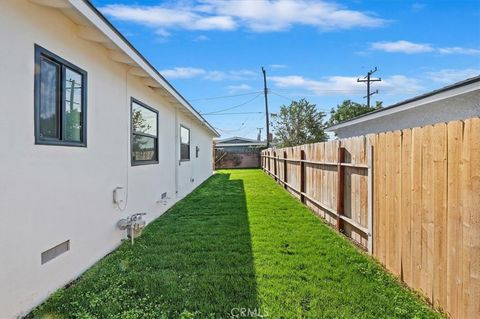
[[92, 0, 480, 139]]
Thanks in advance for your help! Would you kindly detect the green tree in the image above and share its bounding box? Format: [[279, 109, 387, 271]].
[[271, 99, 328, 147], [328, 100, 382, 126]]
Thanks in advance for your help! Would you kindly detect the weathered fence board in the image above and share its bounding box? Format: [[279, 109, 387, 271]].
[[261, 117, 480, 319]]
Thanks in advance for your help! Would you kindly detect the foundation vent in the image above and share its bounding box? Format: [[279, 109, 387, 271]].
[[41, 240, 70, 264]]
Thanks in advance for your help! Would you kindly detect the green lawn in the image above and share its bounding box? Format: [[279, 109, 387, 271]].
[[30, 169, 441, 319]]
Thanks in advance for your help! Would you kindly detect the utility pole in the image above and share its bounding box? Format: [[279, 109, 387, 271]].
[[256, 127, 263, 141], [357, 67, 382, 108], [262, 67, 270, 147]]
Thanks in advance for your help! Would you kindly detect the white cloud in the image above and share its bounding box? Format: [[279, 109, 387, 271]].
[[101, 4, 236, 31], [227, 84, 254, 93], [438, 47, 480, 55], [270, 74, 423, 96], [424, 68, 480, 84], [194, 35, 210, 41], [160, 67, 207, 79], [160, 67, 257, 81], [229, 70, 258, 80], [269, 64, 288, 69], [101, 1, 386, 34], [199, 0, 385, 32], [203, 70, 226, 81], [371, 41, 480, 55], [371, 40, 433, 54], [411, 3, 426, 13], [155, 29, 171, 37]]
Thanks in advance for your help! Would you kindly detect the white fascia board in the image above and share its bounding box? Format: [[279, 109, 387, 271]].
[[68, 0, 219, 137], [326, 81, 479, 131]]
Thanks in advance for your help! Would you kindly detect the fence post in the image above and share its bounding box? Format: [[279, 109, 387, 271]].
[[283, 151, 288, 189], [273, 151, 277, 181], [367, 144, 374, 254], [300, 149, 306, 203], [336, 145, 345, 232], [267, 151, 270, 173]]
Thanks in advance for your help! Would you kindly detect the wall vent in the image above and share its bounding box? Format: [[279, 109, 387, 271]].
[[41, 240, 70, 264]]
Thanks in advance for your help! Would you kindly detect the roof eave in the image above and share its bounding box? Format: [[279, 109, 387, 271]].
[[45, 0, 220, 137]]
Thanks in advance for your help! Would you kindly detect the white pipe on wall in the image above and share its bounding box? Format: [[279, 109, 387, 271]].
[[174, 107, 179, 196]]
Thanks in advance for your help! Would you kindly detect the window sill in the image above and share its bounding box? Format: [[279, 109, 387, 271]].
[[35, 139, 87, 148], [131, 160, 159, 167]]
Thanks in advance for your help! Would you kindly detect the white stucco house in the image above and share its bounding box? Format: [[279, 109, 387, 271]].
[[0, 0, 220, 317], [326, 76, 480, 138]]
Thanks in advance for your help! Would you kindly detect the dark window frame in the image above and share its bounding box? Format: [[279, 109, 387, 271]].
[[180, 125, 191, 161], [34, 44, 88, 147], [131, 98, 159, 166]]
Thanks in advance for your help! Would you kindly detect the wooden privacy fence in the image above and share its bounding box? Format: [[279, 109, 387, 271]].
[[261, 117, 479, 319], [261, 136, 373, 250]]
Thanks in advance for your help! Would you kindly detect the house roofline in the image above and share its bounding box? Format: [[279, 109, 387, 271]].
[[326, 75, 480, 131], [215, 136, 265, 143], [79, 0, 219, 137], [34, 0, 219, 137], [215, 143, 267, 147]]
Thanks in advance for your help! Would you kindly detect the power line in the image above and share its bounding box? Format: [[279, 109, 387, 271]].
[[202, 111, 263, 116], [357, 67, 382, 108], [270, 90, 295, 102], [269, 91, 332, 112], [214, 122, 246, 132], [190, 91, 262, 102], [201, 93, 262, 115]]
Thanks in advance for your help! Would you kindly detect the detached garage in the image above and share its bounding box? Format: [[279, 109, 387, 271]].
[[215, 137, 267, 169]]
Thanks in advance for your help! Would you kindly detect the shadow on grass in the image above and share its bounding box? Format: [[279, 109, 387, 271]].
[[30, 173, 258, 319]]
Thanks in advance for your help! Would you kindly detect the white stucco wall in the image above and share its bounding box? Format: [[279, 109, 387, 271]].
[[0, 1, 214, 317], [333, 89, 480, 138]]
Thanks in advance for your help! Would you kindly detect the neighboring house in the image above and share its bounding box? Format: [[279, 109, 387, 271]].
[[215, 137, 267, 169], [0, 0, 219, 317], [326, 76, 480, 138]]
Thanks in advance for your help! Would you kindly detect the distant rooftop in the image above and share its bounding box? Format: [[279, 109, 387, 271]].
[[327, 75, 480, 131]]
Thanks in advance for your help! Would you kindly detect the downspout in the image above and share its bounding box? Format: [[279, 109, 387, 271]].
[[174, 106, 179, 197], [190, 118, 194, 184], [115, 66, 133, 211]]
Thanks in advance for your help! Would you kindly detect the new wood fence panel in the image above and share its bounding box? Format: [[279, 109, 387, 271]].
[[446, 120, 464, 319], [385, 131, 395, 273], [374, 132, 387, 264], [342, 136, 368, 246], [420, 125, 434, 300], [433, 123, 448, 309], [462, 118, 480, 319], [325, 140, 339, 220], [411, 126, 424, 292], [261, 117, 479, 318], [461, 119, 472, 319], [471, 118, 480, 319], [401, 128, 413, 287]]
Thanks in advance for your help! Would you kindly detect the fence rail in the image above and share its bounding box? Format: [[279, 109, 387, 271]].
[[261, 117, 480, 319]]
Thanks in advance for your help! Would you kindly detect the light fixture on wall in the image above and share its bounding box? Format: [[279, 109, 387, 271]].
[[196, 146, 200, 158]]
